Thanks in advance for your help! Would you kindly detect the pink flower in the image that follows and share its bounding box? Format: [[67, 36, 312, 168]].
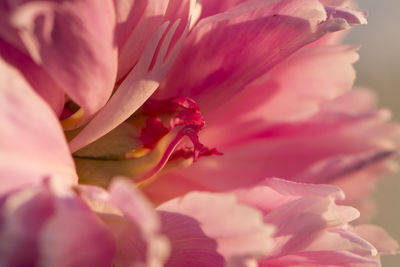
[[0, 0, 399, 266], [137, 3, 399, 217]]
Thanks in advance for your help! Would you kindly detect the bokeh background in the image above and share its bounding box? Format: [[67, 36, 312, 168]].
[[345, 1, 400, 265]]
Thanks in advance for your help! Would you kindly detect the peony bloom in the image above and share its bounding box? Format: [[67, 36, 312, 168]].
[[0, 0, 399, 266]]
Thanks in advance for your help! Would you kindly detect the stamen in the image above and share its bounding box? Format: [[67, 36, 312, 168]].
[[61, 108, 84, 130], [74, 97, 220, 188]]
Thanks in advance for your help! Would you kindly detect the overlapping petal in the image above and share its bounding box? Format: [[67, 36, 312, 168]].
[[115, 0, 201, 81], [69, 0, 203, 152], [237, 178, 393, 266], [0, 179, 115, 267], [79, 179, 170, 267], [143, 75, 399, 214], [155, 0, 366, 118], [153, 178, 394, 266], [158, 191, 275, 265], [210, 45, 359, 126], [0, 0, 398, 266], [0, 0, 117, 119]]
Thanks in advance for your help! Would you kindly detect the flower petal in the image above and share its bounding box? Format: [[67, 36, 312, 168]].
[[79, 179, 170, 267], [155, 0, 366, 118], [0, 179, 115, 267], [2, 0, 118, 120], [0, 59, 76, 194], [158, 192, 275, 264], [216, 45, 359, 124], [352, 224, 399, 256], [143, 90, 400, 208], [116, 0, 200, 81], [69, 16, 190, 152]]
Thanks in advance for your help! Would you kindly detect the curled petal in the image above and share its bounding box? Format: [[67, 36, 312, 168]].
[[325, 5, 367, 25]]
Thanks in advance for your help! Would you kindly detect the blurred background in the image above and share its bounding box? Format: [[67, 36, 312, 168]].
[[345, 0, 400, 265]]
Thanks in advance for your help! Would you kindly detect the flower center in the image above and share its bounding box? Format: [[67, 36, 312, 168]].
[[69, 97, 220, 188]]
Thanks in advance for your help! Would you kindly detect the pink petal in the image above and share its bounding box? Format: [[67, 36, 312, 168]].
[[3, 0, 118, 119], [158, 211, 225, 266], [114, 0, 153, 48], [39, 195, 115, 267], [232, 179, 359, 258], [109, 179, 170, 267], [116, 0, 199, 81], [198, 0, 247, 18], [69, 18, 189, 152], [352, 225, 399, 256], [115, 0, 168, 80], [109, 179, 161, 235], [230, 179, 382, 266], [0, 179, 115, 267], [199, 45, 360, 147], [220, 178, 345, 217], [320, 88, 378, 113], [0, 182, 54, 266], [261, 250, 379, 266], [228, 45, 358, 123], [158, 192, 275, 264], [0, 39, 65, 116], [325, 5, 367, 25], [79, 179, 170, 266], [143, 89, 400, 206], [323, 227, 378, 257], [155, 0, 366, 118], [0, 59, 76, 195]]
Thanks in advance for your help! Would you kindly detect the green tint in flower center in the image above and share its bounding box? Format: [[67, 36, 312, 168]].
[[71, 97, 221, 188]]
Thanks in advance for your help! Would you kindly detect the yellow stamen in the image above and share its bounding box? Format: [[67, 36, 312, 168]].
[[74, 127, 187, 188], [61, 108, 84, 130]]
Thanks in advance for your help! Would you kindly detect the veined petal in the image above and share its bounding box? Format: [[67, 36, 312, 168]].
[[155, 0, 366, 119], [115, 0, 169, 80], [116, 0, 200, 81], [224, 45, 359, 124], [158, 192, 275, 265], [0, 59, 76, 194]]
